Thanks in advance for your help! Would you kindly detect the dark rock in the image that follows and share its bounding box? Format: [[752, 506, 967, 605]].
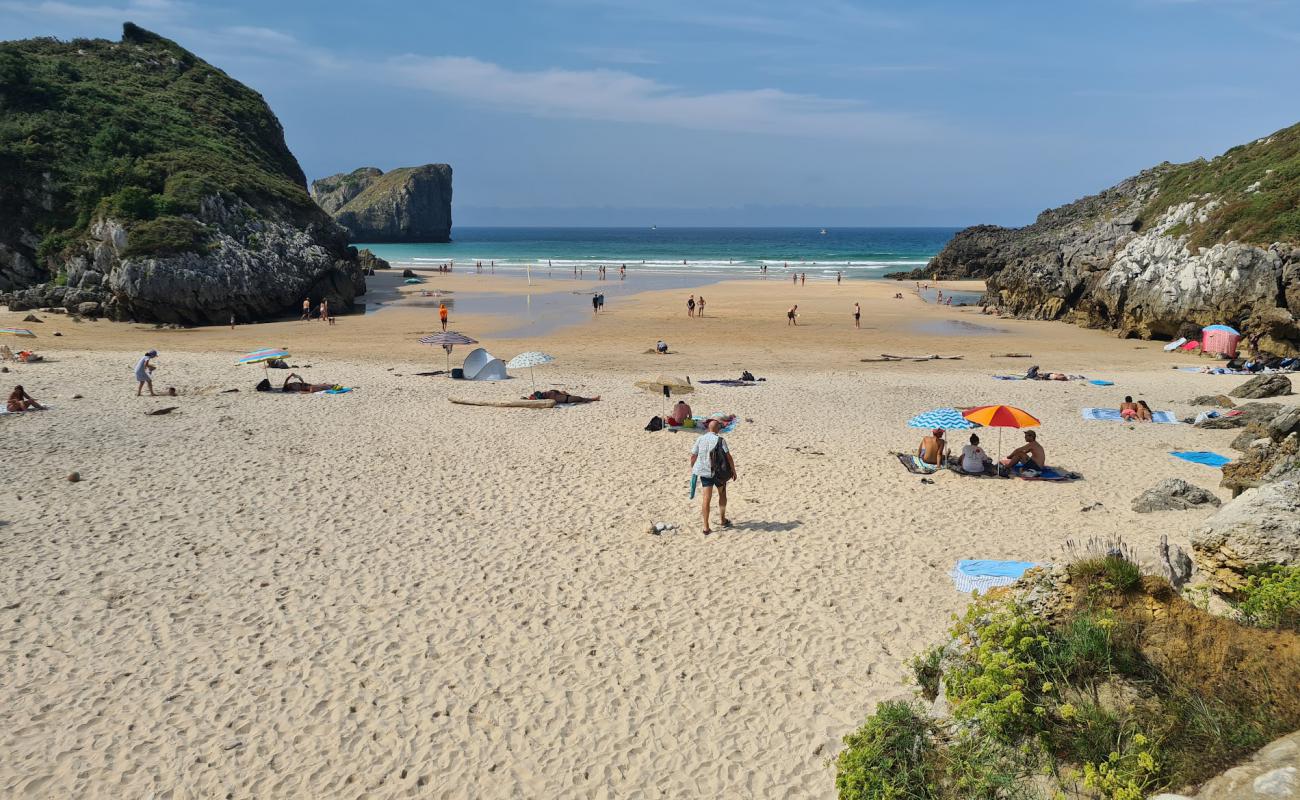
[[22, 314, 41, 323], [1230, 374, 1293, 399], [147, 407, 179, 415], [1269, 405, 1300, 442], [402, 269, 417, 279], [1189, 394, 1235, 408], [1154, 536, 1194, 589], [66, 472, 80, 482], [312, 165, 453, 243], [1132, 478, 1222, 513], [1231, 425, 1271, 451], [76, 301, 100, 317], [356, 248, 390, 273]]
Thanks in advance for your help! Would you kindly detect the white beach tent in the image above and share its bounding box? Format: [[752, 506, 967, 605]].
[[462, 347, 510, 381]]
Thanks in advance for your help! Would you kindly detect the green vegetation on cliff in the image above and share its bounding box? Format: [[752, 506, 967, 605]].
[[1143, 121, 1300, 249], [0, 23, 322, 265]]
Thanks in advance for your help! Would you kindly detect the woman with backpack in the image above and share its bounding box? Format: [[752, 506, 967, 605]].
[[689, 417, 739, 535]]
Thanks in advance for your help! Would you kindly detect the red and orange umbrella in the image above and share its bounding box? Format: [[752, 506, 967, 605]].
[[961, 405, 1040, 458]]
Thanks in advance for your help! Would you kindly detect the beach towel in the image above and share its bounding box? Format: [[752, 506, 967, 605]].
[[698, 380, 757, 387], [0, 405, 52, 416], [949, 560, 1039, 594], [895, 452, 940, 474], [1178, 367, 1251, 375], [1170, 451, 1231, 468], [1088, 380, 1115, 386], [1163, 337, 1187, 352], [993, 375, 1027, 381], [1081, 407, 1179, 424], [668, 416, 738, 434], [1018, 465, 1079, 481], [313, 387, 354, 395], [1179, 340, 1201, 351]]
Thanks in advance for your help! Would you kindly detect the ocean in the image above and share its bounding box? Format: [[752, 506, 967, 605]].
[[357, 227, 954, 281]]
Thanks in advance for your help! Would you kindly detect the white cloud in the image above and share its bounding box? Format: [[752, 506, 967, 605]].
[[0, 0, 184, 23], [384, 55, 929, 140]]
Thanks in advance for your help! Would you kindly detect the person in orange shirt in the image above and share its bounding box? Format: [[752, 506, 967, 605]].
[[439, 302, 449, 331]]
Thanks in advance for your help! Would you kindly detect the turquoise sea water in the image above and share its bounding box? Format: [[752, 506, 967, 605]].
[[358, 227, 954, 281]]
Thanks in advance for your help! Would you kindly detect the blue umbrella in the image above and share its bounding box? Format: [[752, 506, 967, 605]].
[[1203, 324, 1240, 335], [907, 408, 981, 430]]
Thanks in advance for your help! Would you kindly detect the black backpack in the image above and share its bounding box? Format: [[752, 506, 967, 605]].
[[645, 416, 663, 432], [709, 436, 733, 483]]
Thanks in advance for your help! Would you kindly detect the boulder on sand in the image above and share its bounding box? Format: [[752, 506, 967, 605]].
[[1230, 374, 1293, 399], [1268, 405, 1300, 442], [1190, 480, 1300, 595], [1189, 394, 1235, 408], [1132, 478, 1222, 513]]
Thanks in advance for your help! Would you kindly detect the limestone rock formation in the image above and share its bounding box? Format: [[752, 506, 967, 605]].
[[1190, 480, 1300, 594], [909, 122, 1300, 354], [0, 25, 364, 323], [1231, 374, 1294, 399], [1132, 478, 1221, 513], [1154, 730, 1300, 799], [312, 165, 453, 243]]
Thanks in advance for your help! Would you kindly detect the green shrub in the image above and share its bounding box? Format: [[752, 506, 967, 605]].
[[910, 646, 944, 702], [836, 700, 938, 800], [107, 185, 157, 220], [121, 217, 210, 258], [1237, 566, 1300, 630], [1067, 556, 1142, 593], [1080, 731, 1162, 800]]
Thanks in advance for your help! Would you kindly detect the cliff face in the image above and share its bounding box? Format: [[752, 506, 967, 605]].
[[312, 165, 453, 243], [0, 24, 364, 323], [919, 123, 1300, 354]]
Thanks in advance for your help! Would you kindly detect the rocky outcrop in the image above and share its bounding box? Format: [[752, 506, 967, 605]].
[[312, 165, 453, 243], [0, 25, 364, 324], [1232, 374, 1294, 399], [1155, 731, 1300, 799], [916, 122, 1300, 354], [1190, 479, 1300, 594], [1132, 478, 1221, 513]]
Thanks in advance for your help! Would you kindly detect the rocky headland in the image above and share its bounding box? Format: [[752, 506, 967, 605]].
[[0, 24, 366, 324], [900, 123, 1300, 354], [312, 165, 453, 243]]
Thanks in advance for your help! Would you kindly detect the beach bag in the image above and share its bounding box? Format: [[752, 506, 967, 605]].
[[645, 416, 663, 432], [709, 436, 733, 483], [255, 378, 272, 392]]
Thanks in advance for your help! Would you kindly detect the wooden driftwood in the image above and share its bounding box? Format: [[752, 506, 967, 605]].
[[862, 354, 964, 363], [449, 397, 557, 409], [991, 353, 1033, 358]]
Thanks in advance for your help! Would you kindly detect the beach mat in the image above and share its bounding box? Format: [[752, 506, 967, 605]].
[[1088, 379, 1115, 386], [949, 560, 1039, 594], [1081, 407, 1179, 424], [0, 406, 53, 416], [315, 387, 353, 395], [1018, 465, 1080, 482], [1170, 451, 1231, 468], [895, 452, 940, 474]]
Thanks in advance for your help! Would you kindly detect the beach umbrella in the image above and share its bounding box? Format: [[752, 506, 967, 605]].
[[962, 404, 1040, 458], [1203, 324, 1240, 336], [237, 347, 290, 375], [506, 351, 555, 389], [907, 407, 981, 430], [0, 327, 36, 337], [419, 331, 478, 373], [635, 375, 694, 420]]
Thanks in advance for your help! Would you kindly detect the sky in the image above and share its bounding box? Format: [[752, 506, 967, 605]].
[[3, 0, 1300, 226]]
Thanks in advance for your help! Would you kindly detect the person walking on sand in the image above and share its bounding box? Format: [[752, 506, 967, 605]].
[[853, 302, 861, 328], [593, 294, 600, 314], [687, 295, 696, 317], [301, 298, 311, 321], [135, 349, 159, 396], [837, 271, 842, 285], [319, 299, 329, 324], [801, 273, 806, 286], [439, 302, 449, 331], [787, 305, 798, 325], [697, 296, 705, 317], [690, 417, 737, 535], [792, 273, 797, 286]]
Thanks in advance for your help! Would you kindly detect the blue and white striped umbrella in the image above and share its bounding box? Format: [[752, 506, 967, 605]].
[[907, 407, 981, 430], [237, 348, 289, 365]]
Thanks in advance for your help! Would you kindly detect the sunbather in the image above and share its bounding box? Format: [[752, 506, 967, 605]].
[[1000, 430, 1045, 473], [1120, 396, 1140, 420], [917, 427, 947, 467], [526, 390, 600, 403], [256, 373, 335, 393], [667, 399, 692, 426], [1137, 400, 1153, 422], [6, 385, 45, 412]]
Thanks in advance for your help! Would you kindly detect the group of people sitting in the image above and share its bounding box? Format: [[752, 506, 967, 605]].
[[6, 385, 45, 412], [918, 427, 1046, 476], [1120, 396, 1155, 422], [1, 345, 42, 363]]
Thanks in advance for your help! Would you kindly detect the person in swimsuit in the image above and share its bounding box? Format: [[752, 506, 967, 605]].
[[697, 296, 705, 317], [853, 302, 861, 328], [787, 305, 798, 325], [917, 427, 947, 466], [687, 295, 696, 317], [301, 298, 311, 320], [1136, 400, 1154, 422], [439, 302, 449, 331], [278, 373, 335, 393], [1120, 396, 1140, 420], [7, 385, 45, 412], [525, 390, 600, 403], [1001, 431, 1045, 472], [668, 399, 692, 426]]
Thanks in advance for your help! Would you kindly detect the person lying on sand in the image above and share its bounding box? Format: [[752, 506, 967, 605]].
[[7, 385, 45, 412], [917, 427, 947, 466], [256, 374, 335, 393], [526, 390, 600, 404], [1137, 400, 1153, 422], [1000, 430, 1045, 472], [1120, 396, 1141, 420]]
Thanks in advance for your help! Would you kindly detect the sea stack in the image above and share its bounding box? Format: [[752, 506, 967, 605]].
[[0, 23, 365, 324], [312, 165, 453, 243]]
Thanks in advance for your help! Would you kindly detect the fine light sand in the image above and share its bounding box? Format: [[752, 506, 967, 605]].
[[2, 272, 1287, 798]]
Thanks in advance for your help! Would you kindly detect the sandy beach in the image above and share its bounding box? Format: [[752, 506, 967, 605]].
[[2, 271, 1287, 798]]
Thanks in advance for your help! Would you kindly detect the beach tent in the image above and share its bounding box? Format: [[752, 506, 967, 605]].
[[462, 347, 509, 381], [1201, 325, 1241, 357]]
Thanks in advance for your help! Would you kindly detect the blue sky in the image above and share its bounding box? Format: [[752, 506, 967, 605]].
[[4, 0, 1300, 225]]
